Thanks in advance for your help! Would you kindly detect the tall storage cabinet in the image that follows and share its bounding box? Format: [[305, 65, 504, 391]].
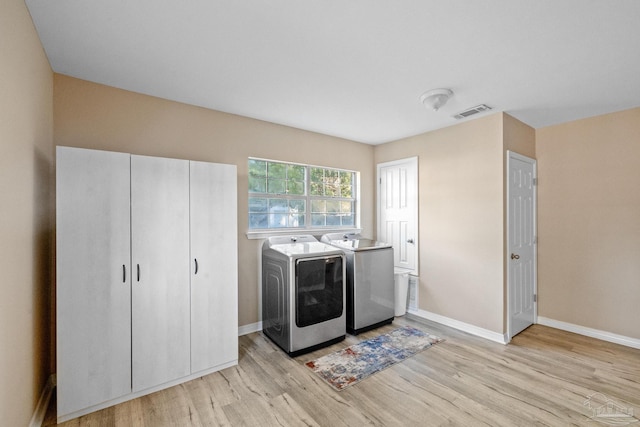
[[190, 161, 238, 373], [56, 147, 132, 417], [56, 147, 238, 422], [130, 155, 191, 392]]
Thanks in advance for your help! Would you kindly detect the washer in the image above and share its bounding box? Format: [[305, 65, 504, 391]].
[[321, 232, 395, 335], [262, 235, 346, 356]]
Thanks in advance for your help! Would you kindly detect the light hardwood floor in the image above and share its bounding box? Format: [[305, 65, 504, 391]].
[[44, 316, 640, 426]]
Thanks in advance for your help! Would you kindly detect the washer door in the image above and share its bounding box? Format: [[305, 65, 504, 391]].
[[295, 256, 344, 327]]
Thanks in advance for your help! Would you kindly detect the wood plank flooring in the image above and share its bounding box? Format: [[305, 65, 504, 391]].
[[44, 316, 640, 426]]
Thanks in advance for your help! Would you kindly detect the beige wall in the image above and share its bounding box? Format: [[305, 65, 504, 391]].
[[374, 114, 506, 334], [504, 113, 536, 159], [0, 0, 54, 425], [53, 74, 376, 329], [536, 108, 640, 339]]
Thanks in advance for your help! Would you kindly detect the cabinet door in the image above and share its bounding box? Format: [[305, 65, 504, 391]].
[[131, 155, 190, 392], [190, 161, 238, 373], [56, 147, 131, 418]]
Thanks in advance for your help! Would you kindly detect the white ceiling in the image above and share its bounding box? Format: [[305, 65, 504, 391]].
[[25, 0, 640, 144]]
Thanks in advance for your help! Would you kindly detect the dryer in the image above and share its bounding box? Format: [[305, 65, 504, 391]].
[[262, 235, 346, 356], [321, 232, 395, 334]]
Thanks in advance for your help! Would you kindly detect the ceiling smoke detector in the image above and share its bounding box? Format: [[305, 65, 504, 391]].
[[453, 104, 492, 120], [419, 88, 454, 111]]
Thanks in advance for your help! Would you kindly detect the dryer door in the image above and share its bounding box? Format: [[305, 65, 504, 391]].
[[295, 256, 344, 327]]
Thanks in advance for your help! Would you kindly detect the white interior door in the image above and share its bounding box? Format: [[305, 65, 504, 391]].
[[190, 161, 238, 374], [507, 151, 537, 339], [377, 157, 418, 274], [131, 155, 191, 392], [56, 147, 132, 417]]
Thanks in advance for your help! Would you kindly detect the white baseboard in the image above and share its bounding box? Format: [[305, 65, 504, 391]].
[[537, 316, 640, 350], [407, 308, 508, 344], [29, 373, 56, 427], [238, 321, 262, 336]]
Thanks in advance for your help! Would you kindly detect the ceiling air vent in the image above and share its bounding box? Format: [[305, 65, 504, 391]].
[[453, 104, 492, 120]]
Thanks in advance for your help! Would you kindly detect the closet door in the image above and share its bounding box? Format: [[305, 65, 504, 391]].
[[56, 147, 131, 418], [190, 161, 238, 373], [131, 155, 190, 391]]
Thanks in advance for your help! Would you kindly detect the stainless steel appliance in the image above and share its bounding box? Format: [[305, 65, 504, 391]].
[[321, 233, 394, 334], [262, 235, 346, 356]]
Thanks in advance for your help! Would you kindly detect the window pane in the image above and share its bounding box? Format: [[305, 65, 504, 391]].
[[288, 165, 305, 181], [287, 180, 305, 195], [326, 169, 339, 181], [248, 176, 266, 193], [311, 214, 326, 226], [326, 200, 340, 213], [324, 183, 338, 197], [340, 172, 353, 198], [312, 168, 343, 198], [310, 167, 324, 196], [268, 162, 287, 179], [341, 214, 354, 226], [289, 199, 306, 212], [267, 199, 287, 228], [268, 214, 288, 228], [248, 197, 268, 213], [290, 214, 305, 227], [340, 201, 353, 213], [269, 198, 288, 209], [310, 182, 323, 196], [311, 200, 325, 213], [310, 167, 324, 182], [248, 159, 356, 230], [248, 159, 267, 178], [249, 213, 268, 228], [267, 179, 286, 194], [326, 214, 341, 226]]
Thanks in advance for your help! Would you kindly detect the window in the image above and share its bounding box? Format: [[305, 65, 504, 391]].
[[248, 158, 357, 230]]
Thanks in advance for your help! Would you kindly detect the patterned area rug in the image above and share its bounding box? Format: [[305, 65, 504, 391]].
[[305, 326, 443, 391]]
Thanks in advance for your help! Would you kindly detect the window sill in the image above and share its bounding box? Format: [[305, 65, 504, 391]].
[[245, 228, 362, 240]]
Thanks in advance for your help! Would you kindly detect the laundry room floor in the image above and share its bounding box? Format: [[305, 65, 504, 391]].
[[44, 316, 640, 426]]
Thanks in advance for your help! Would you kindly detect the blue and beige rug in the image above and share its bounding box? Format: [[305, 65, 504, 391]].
[[305, 325, 443, 391]]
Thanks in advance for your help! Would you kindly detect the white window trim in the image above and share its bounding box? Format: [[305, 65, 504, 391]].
[[245, 227, 362, 240], [246, 157, 361, 238]]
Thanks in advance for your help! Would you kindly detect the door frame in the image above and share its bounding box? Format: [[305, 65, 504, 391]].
[[376, 156, 419, 275], [506, 150, 538, 341]]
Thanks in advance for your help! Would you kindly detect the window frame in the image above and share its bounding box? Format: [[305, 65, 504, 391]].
[[246, 157, 361, 238]]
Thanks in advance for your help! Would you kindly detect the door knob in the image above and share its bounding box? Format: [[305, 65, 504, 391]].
[[511, 253, 520, 260], [407, 238, 414, 244]]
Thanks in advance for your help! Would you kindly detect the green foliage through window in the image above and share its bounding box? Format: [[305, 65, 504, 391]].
[[248, 158, 357, 230]]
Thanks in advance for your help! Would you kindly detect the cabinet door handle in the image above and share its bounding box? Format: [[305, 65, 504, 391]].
[[137, 264, 140, 282], [194, 258, 199, 275], [122, 265, 126, 283]]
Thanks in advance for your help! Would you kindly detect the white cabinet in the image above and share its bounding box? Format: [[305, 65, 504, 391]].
[[190, 161, 238, 373], [131, 155, 191, 391], [56, 147, 238, 422], [56, 147, 132, 417]]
